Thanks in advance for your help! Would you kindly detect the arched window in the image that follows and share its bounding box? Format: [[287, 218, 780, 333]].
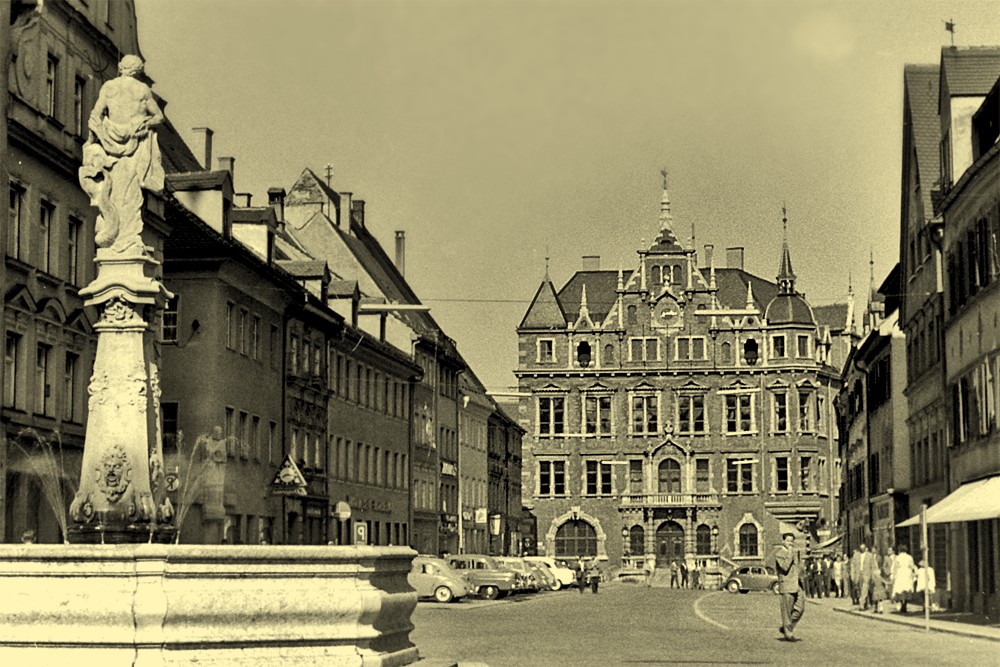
[[603, 344, 615, 365], [720, 342, 732, 364], [577, 341, 592, 368], [657, 459, 682, 493], [696, 524, 712, 555], [738, 523, 759, 557], [743, 339, 759, 366], [651, 265, 661, 286], [555, 519, 597, 558], [629, 524, 644, 556], [627, 305, 637, 325], [672, 266, 682, 285]]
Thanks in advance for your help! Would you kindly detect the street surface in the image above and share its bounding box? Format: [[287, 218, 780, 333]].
[[411, 582, 999, 666]]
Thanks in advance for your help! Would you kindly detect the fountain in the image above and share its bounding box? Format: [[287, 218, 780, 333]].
[[0, 56, 419, 666]]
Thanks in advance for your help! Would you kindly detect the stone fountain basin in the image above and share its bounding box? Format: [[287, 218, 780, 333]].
[[0, 543, 419, 666]]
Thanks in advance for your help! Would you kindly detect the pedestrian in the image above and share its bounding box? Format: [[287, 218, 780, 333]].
[[588, 560, 600, 594], [891, 545, 916, 613], [643, 554, 656, 587], [915, 558, 937, 611], [774, 532, 804, 642], [832, 554, 844, 598], [870, 566, 887, 613], [669, 560, 679, 588], [849, 547, 862, 605], [691, 562, 700, 590], [822, 555, 833, 597], [698, 562, 708, 590], [858, 544, 878, 610], [680, 560, 688, 589], [576, 559, 587, 593]]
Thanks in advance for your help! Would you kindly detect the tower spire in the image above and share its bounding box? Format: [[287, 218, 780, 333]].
[[659, 168, 674, 233], [777, 205, 796, 296]]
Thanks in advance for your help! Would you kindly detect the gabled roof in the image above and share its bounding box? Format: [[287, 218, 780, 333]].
[[557, 271, 618, 325], [940, 46, 1000, 98], [519, 279, 566, 329], [157, 115, 204, 174], [277, 260, 329, 279], [813, 303, 851, 333], [286, 168, 340, 228], [232, 207, 276, 226], [903, 65, 941, 218], [166, 170, 230, 192]]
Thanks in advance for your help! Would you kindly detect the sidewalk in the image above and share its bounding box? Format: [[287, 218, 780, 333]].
[[806, 595, 1000, 643]]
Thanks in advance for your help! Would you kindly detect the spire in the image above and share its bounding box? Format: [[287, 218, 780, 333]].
[[659, 168, 673, 232], [777, 205, 796, 296], [579, 284, 589, 315], [746, 280, 755, 309]]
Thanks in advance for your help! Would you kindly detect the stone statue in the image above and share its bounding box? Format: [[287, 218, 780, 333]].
[[78, 55, 165, 254]]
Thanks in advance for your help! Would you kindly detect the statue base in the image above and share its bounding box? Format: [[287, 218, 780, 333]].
[[68, 523, 176, 545]]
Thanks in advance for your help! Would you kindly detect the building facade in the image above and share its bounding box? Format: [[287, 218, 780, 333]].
[[515, 185, 847, 577], [487, 400, 524, 556]]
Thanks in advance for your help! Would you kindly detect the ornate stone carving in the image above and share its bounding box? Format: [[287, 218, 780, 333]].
[[78, 55, 165, 255], [87, 369, 110, 410], [96, 444, 132, 504], [100, 297, 144, 326]]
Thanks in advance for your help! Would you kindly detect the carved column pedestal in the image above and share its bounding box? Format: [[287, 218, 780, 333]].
[[69, 248, 175, 544]]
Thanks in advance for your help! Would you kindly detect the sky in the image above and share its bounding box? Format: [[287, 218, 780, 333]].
[[135, 0, 1000, 392]]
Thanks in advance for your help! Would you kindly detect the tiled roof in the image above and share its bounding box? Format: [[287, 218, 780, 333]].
[[814, 303, 850, 332], [941, 46, 1000, 96], [708, 267, 778, 311], [232, 207, 275, 225], [765, 294, 816, 326], [904, 65, 941, 217], [277, 259, 328, 278], [328, 279, 359, 297], [519, 279, 566, 329], [157, 116, 203, 174], [166, 170, 230, 192], [557, 271, 619, 323], [285, 168, 340, 228]]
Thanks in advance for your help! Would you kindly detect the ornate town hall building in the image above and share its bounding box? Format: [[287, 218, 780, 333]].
[[515, 181, 853, 577]]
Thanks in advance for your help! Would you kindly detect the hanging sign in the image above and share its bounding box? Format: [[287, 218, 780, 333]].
[[271, 455, 308, 496]]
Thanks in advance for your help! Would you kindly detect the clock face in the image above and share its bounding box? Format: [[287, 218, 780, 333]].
[[654, 299, 682, 328], [279, 467, 296, 483]]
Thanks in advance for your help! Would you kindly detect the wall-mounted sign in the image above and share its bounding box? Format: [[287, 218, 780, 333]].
[[270, 455, 307, 496], [354, 522, 368, 546], [475, 508, 488, 525], [332, 501, 352, 521]]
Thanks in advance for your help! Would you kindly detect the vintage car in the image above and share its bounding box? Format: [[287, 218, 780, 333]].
[[496, 556, 546, 592], [445, 554, 520, 599], [723, 565, 780, 594], [408, 555, 470, 603], [524, 556, 576, 590]]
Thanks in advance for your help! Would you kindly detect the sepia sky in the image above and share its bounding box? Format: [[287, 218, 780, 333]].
[[135, 0, 1000, 392]]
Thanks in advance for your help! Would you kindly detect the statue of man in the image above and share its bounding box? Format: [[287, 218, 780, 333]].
[[79, 55, 165, 254]]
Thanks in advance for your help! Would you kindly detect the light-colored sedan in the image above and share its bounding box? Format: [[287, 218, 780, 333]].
[[408, 555, 470, 603], [525, 556, 575, 590]]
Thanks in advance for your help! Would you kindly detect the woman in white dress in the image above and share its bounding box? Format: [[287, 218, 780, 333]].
[[891, 544, 917, 612]]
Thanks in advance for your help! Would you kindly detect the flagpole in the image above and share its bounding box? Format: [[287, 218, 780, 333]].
[[921, 504, 930, 631]]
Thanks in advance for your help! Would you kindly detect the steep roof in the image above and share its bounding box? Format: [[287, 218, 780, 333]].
[[557, 271, 619, 324], [157, 115, 203, 174], [765, 294, 816, 326], [814, 303, 851, 333], [708, 267, 778, 311], [904, 65, 941, 218], [940, 46, 1000, 97], [519, 279, 566, 329]]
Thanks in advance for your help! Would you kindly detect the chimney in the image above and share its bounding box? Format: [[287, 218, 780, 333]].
[[704, 244, 714, 267], [726, 247, 745, 271], [217, 156, 235, 182], [395, 231, 406, 277], [582, 255, 601, 271], [267, 187, 286, 222], [351, 199, 365, 229], [236, 192, 252, 207], [192, 127, 213, 170]]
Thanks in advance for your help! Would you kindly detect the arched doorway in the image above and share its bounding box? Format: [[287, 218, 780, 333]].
[[656, 521, 684, 567], [658, 459, 682, 494]]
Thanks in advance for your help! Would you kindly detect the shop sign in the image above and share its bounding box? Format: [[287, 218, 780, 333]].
[[475, 508, 488, 524], [270, 455, 308, 496]]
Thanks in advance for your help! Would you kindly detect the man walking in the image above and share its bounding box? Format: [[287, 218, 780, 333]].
[[859, 544, 879, 610], [774, 532, 804, 642], [849, 546, 863, 605], [669, 560, 679, 588]]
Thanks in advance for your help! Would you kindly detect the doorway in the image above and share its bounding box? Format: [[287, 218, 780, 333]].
[[656, 521, 684, 567]]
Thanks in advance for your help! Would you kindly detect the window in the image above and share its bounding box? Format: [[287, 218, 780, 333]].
[[538, 396, 565, 435], [35, 344, 51, 415], [313, 342, 321, 376], [629, 337, 659, 362], [725, 393, 754, 434], [695, 458, 711, 493], [39, 200, 53, 273], [585, 460, 613, 496], [816, 394, 826, 431], [772, 392, 787, 433], [73, 76, 86, 136], [290, 335, 299, 371], [677, 394, 706, 434], [657, 459, 682, 493], [46, 55, 58, 117], [239, 309, 248, 355], [9, 182, 24, 259], [64, 352, 78, 421], [603, 344, 614, 365], [727, 459, 755, 493], [584, 394, 612, 435], [161, 402, 178, 453], [4, 333, 19, 407], [576, 341, 592, 368], [555, 519, 597, 558], [720, 342, 732, 364], [538, 459, 566, 496], [798, 391, 814, 432], [738, 524, 759, 557], [225, 407, 235, 457], [631, 394, 659, 434], [696, 524, 712, 555], [226, 303, 235, 349], [251, 416, 260, 462], [162, 295, 179, 343], [629, 459, 643, 494], [251, 317, 260, 360], [771, 335, 786, 358], [743, 339, 759, 366], [627, 305, 637, 324], [797, 335, 811, 358], [239, 411, 249, 459], [773, 456, 790, 493], [67, 217, 81, 284], [800, 455, 813, 492], [303, 340, 312, 375], [676, 336, 706, 360], [268, 421, 277, 464]]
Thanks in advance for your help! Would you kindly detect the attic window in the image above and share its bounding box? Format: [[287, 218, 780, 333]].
[[743, 339, 759, 366], [577, 341, 592, 368]]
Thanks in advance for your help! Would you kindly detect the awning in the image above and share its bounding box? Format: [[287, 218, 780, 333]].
[[813, 533, 844, 550], [898, 475, 1000, 527]]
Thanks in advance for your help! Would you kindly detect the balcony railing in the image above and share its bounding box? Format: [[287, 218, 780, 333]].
[[619, 492, 722, 508]]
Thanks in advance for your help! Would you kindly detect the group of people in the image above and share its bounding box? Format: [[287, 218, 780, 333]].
[[575, 558, 602, 594], [648, 558, 709, 589]]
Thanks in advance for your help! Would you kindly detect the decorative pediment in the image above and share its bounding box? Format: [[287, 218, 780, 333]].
[[66, 309, 94, 335], [534, 383, 567, 394], [5, 285, 37, 313], [674, 379, 708, 394], [647, 437, 688, 459], [766, 379, 790, 390], [795, 378, 821, 389], [583, 381, 613, 393], [631, 381, 658, 393], [721, 378, 755, 392], [35, 297, 68, 324]]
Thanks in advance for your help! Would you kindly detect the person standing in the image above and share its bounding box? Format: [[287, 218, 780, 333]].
[[892, 545, 917, 613], [576, 559, 587, 593], [822, 555, 833, 597], [680, 560, 688, 589], [832, 554, 844, 598], [669, 561, 679, 588], [915, 558, 937, 611], [774, 532, 804, 642], [849, 547, 863, 605], [858, 544, 877, 610], [643, 554, 656, 587], [588, 560, 600, 594]]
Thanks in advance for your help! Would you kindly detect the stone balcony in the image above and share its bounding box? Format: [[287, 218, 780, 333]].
[[618, 492, 723, 508]]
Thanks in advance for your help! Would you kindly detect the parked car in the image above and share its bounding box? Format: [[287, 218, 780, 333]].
[[408, 555, 469, 603], [445, 554, 520, 599], [524, 556, 575, 590], [723, 565, 780, 594], [523, 559, 558, 591], [495, 557, 542, 592]]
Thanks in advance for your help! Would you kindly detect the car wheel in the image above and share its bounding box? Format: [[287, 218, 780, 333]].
[[770, 582, 781, 595], [726, 580, 741, 594], [551, 580, 562, 591], [481, 585, 500, 600], [433, 586, 454, 603]]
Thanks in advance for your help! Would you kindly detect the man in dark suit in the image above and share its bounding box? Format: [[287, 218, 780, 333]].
[[774, 532, 805, 642]]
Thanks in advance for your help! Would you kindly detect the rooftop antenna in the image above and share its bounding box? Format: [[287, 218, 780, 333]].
[[944, 18, 955, 46], [544, 245, 550, 280], [324, 163, 334, 218]]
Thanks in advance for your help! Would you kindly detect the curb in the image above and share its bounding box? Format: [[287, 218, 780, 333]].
[[816, 602, 1000, 643]]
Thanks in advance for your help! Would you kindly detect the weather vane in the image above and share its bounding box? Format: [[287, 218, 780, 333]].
[[944, 18, 955, 46]]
